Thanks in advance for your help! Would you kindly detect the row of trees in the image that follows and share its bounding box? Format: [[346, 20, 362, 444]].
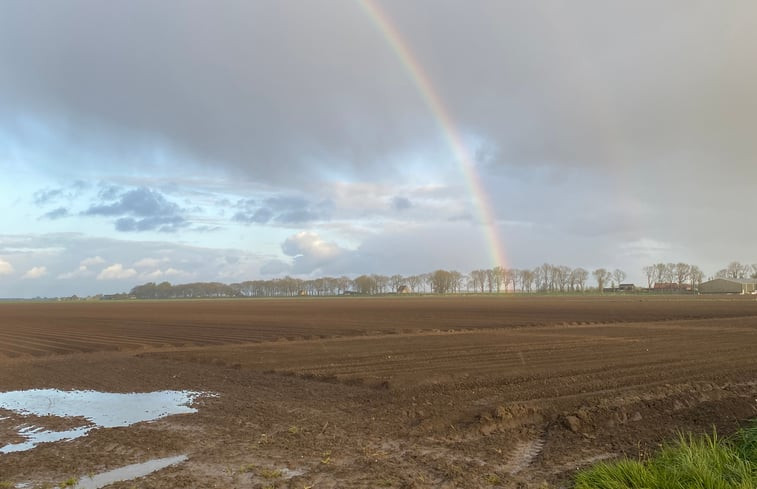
[[125, 261, 756, 299], [642, 262, 705, 289], [714, 261, 757, 280], [640, 261, 757, 290], [126, 264, 620, 298]]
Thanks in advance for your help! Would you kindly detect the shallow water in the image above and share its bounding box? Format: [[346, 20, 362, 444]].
[[72, 455, 188, 489], [0, 389, 206, 453]]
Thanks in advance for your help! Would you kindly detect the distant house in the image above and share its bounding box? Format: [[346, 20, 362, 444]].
[[397, 285, 411, 294], [698, 278, 757, 294], [618, 283, 635, 292]]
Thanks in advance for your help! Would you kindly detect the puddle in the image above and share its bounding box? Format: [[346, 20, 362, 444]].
[[0, 389, 209, 453], [71, 455, 187, 489]]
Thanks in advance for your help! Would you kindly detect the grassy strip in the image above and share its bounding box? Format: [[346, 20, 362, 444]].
[[574, 422, 757, 489]]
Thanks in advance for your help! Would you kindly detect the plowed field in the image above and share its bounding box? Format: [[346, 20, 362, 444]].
[[1, 296, 757, 488]]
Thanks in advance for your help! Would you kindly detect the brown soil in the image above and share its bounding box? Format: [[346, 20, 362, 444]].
[[1, 296, 757, 488]]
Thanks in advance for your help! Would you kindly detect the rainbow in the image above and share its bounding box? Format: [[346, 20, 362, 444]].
[[359, 0, 508, 269]]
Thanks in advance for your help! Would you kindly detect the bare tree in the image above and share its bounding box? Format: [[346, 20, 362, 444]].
[[485, 269, 495, 293], [555, 265, 571, 292], [572, 268, 589, 291], [653, 263, 667, 285], [450, 271, 465, 293], [389, 274, 404, 293], [689, 265, 704, 290], [406, 275, 423, 294], [372, 274, 390, 293], [492, 266, 505, 292], [430, 270, 455, 294], [727, 261, 749, 279], [643, 266, 655, 289], [470, 269, 487, 293], [593, 268, 612, 292], [519, 269, 535, 293], [504, 268, 517, 292], [612, 269, 626, 289], [674, 263, 691, 287], [354, 275, 376, 294], [663, 263, 676, 283]]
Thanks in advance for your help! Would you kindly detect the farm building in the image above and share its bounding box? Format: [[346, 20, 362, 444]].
[[698, 278, 757, 294], [397, 285, 411, 294]]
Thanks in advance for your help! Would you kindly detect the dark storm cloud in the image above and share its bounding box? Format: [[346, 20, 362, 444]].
[[84, 187, 187, 232], [2, 0, 756, 190], [0, 0, 432, 183]]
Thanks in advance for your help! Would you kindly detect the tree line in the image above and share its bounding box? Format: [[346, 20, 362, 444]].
[[123, 261, 755, 299]]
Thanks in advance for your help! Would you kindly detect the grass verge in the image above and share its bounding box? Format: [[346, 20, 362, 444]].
[[573, 421, 757, 489]]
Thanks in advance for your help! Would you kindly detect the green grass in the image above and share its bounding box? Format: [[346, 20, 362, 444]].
[[574, 422, 757, 489]]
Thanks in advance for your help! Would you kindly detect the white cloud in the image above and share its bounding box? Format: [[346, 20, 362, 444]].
[[81, 256, 106, 266], [137, 267, 189, 281], [164, 267, 185, 277], [281, 231, 350, 274], [134, 257, 168, 268], [58, 265, 93, 280], [22, 266, 48, 279], [0, 259, 13, 276], [97, 264, 137, 280], [283, 232, 344, 260], [138, 269, 164, 280]]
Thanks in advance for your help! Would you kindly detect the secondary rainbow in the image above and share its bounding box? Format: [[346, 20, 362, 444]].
[[360, 0, 508, 269]]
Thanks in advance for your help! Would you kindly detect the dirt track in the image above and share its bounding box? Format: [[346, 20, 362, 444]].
[[1, 296, 757, 488]]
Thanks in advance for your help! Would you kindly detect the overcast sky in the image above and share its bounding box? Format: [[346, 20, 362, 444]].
[[2, 0, 756, 297]]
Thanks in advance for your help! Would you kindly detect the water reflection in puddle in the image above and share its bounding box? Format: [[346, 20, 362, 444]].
[[0, 389, 209, 453], [72, 455, 188, 489]]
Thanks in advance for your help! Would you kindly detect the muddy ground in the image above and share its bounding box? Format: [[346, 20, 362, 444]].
[[1, 296, 757, 488]]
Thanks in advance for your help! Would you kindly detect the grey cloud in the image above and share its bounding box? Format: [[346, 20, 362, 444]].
[[0, 1, 431, 183], [84, 187, 187, 232], [33, 189, 64, 206], [85, 187, 179, 217], [233, 208, 273, 224], [33, 181, 90, 206], [115, 216, 186, 233], [41, 207, 70, 220], [275, 209, 320, 224], [266, 196, 309, 212], [392, 196, 412, 211], [1, 0, 756, 277], [260, 259, 291, 275], [2, 1, 755, 190], [232, 195, 330, 226], [97, 184, 122, 201]]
